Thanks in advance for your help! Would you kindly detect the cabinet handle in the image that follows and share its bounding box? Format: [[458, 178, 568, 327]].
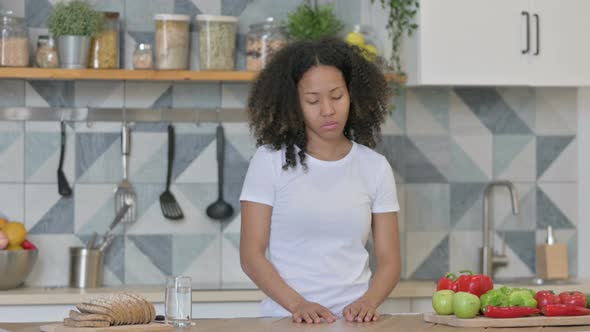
[[522, 11, 530, 54], [534, 13, 540, 55]]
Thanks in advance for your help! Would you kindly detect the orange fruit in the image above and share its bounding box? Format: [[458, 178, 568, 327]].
[[0, 218, 7, 229], [6, 244, 23, 251], [3, 222, 26, 246]]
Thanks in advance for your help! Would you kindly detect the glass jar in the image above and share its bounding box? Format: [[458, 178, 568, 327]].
[[196, 14, 238, 71], [35, 35, 58, 68], [246, 17, 287, 71], [154, 14, 190, 70], [133, 43, 153, 70], [89, 11, 120, 69], [0, 10, 29, 67]]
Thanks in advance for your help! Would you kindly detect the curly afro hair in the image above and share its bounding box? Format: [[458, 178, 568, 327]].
[[247, 38, 391, 170]]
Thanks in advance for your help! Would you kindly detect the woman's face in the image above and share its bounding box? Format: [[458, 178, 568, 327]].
[[297, 65, 350, 142]]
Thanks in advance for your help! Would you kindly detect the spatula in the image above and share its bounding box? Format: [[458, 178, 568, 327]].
[[114, 122, 136, 224], [57, 121, 72, 197], [159, 124, 184, 220]]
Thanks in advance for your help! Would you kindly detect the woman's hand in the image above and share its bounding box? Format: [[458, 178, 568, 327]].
[[343, 299, 380, 322], [291, 300, 337, 324]]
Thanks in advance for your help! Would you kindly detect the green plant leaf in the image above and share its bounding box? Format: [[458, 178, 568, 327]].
[[48, 0, 103, 37], [286, 2, 343, 41]]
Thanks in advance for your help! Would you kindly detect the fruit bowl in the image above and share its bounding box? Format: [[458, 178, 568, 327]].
[[0, 249, 38, 289]]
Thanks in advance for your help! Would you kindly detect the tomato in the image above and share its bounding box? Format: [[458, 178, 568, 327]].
[[559, 291, 587, 308], [535, 290, 561, 310]]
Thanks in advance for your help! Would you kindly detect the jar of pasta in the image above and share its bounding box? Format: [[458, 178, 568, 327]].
[[0, 10, 29, 67], [246, 17, 286, 71], [154, 14, 190, 70], [196, 15, 238, 71], [89, 12, 120, 69]]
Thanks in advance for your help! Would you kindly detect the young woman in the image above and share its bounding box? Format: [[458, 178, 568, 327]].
[[239, 38, 400, 324]]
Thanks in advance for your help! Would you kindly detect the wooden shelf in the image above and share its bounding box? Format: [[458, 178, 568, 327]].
[[0, 68, 407, 83]]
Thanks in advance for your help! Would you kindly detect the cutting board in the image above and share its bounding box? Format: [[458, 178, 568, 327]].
[[424, 312, 590, 328], [40, 323, 173, 332]]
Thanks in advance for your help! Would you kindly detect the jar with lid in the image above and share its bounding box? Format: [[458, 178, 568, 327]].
[[35, 35, 58, 68], [133, 43, 153, 70], [196, 15, 238, 71], [246, 17, 287, 71], [154, 14, 190, 70], [89, 12, 120, 69], [0, 10, 29, 67]]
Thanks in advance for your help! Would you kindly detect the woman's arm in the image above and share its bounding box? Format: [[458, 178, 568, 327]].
[[343, 212, 401, 322], [240, 201, 336, 323]]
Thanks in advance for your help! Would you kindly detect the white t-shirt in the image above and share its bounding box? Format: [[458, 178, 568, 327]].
[[239, 141, 399, 317]]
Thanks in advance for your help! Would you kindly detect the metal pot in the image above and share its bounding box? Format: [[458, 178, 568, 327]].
[[57, 35, 91, 69]]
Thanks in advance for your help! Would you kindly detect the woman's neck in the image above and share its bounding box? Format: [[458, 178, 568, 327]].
[[305, 136, 352, 161]]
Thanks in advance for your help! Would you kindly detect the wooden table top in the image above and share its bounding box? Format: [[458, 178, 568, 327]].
[[2, 314, 590, 332]]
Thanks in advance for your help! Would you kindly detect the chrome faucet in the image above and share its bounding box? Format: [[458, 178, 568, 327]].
[[481, 181, 519, 277]]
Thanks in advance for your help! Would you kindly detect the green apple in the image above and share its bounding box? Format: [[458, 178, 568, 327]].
[[432, 290, 454, 315], [453, 292, 480, 319]]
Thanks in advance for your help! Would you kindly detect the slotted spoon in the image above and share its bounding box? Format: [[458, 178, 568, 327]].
[[160, 124, 184, 220], [114, 122, 136, 224]]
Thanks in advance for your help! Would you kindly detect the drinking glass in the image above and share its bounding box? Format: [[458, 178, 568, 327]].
[[165, 275, 192, 327]]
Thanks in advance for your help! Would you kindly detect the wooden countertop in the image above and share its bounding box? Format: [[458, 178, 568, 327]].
[[1, 315, 589, 332], [1, 279, 587, 306]]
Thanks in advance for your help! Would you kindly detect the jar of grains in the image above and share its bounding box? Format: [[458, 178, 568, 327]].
[[89, 12, 120, 69], [0, 10, 29, 67], [246, 17, 287, 71], [154, 14, 190, 70], [196, 15, 238, 71], [35, 35, 58, 68]]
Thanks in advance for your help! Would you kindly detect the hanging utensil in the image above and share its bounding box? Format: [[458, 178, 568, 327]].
[[57, 121, 72, 197], [114, 122, 136, 224], [206, 123, 233, 220], [160, 124, 184, 220]]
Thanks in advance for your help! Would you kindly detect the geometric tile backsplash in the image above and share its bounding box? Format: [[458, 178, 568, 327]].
[[0, 0, 579, 288], [0, 83, 577, 287]]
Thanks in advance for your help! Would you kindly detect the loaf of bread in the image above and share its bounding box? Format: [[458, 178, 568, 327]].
[[68, 292, 156, 327]]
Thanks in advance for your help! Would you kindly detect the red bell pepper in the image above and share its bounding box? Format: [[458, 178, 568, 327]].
[[454, 270, 494, 298], [484, 306, 540, 318], [535, 290, 561, 310], [559, 291, 587, 308], [436, 272, 457, 291], [543, 304, 590, 316]]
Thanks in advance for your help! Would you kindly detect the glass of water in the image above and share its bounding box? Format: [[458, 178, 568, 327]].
[[165, 275, 192, 327]]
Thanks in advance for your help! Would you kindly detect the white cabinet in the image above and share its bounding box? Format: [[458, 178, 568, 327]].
[[530, 0, 590, 86], [403, 0, 529, 86], [401, 0, 590, 86]]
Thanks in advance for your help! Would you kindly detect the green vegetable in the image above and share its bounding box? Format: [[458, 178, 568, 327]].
[[585, 293, 590, 308], [509, 290, 537, 308], [479, 286, 537, 312]]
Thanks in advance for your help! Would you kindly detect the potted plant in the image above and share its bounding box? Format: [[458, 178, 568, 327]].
[[370, 0, 419, 76], [285, 0, 343, 41], [47, 0, 103, 69]]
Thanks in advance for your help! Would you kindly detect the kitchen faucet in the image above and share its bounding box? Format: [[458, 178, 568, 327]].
[[481, 181, 519, 277]]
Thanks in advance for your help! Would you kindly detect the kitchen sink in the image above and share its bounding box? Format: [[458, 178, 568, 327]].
[[494, 277, 578, 286]]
